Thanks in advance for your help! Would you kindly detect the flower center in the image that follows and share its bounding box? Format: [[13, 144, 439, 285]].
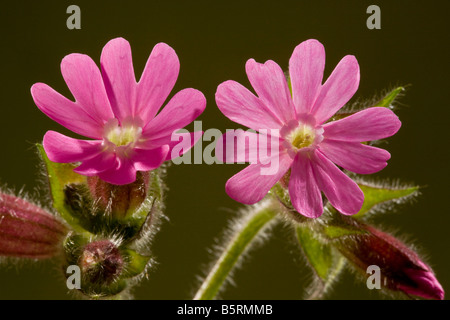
[[289, 125, 315, 150], [280, 118, 323, 158], [104, 119, 143, 149], [107, 126, 141, 147]]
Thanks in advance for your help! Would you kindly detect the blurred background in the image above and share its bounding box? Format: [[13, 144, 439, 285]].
[[0, 0, 448, 299]]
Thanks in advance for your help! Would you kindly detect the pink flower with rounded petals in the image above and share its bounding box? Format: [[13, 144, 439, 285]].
[[31, 38, 206, 185], [216, 39, 401, 218]]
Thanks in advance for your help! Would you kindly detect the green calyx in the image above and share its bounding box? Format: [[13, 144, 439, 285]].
[[38, 143, 163, 299]]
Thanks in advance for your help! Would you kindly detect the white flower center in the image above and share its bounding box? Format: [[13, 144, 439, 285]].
[[281, 118, 323, 158], [104, 119, 143, 149], [287, 124, 316, 150]]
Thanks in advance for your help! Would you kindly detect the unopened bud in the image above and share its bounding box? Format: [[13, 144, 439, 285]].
[[397, 260, 444, 300], [79, 240, 123, 285], [332, 220, 444, 300], [0, 192, 67, 259]]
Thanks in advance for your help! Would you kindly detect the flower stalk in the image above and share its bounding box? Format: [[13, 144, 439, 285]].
[[194, 200, 278, 300]]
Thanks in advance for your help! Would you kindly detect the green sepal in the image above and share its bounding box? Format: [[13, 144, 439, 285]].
[[37, 143, 89, 233], [81, 277, 128, 299], [295, 224, 346, 299], [323, 225, 367, 238], [354, 182, 419, 219], [128, 167, 164, 237], [330, 86, 404, 122], [269, 182, 291, 208], [375, 87, 404, 108], [63, 233, 91, 266], [296, 226, 334, 280], [287, 75, 292, 96], [121, 249, 151, 279]]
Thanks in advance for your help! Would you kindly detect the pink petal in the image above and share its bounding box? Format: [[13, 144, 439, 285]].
[[319, 139, 391, 174], [216, 130, 279, 164], [43, 130, 102, 163], [143, 88, 206, 140], [323, 107, 401, 142], [98, 157, 137, 185], [100, 37, 137, 123], [311, 55, 360, 124], [311, 150, 364, 215], [245, 59, 296, 123], [31, 83, 103, 139], [164, 131, 203, 161], [216, 130, 259, 164], [132, 146, 169, 171], [61, 53, 114, 124], [136, 43, 180, 126], [140, 131, 202, 153], [289, 39, 325, 116], [288, 153, 323, 218], [216, 80, 283, 132], [399, 267, 445, 300], [225, 153, 293, 204], [74, 152, 117, 176]]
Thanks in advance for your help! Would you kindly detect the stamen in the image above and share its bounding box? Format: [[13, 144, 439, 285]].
[[288, 125, 315, 150], [104, 119, 142, 149]]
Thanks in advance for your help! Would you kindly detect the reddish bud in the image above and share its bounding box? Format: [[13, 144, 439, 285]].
[[87, 172, 149, 219], [79, 240, 123, 284], [0, 192, 67, 259], [334, 220, 444, 300], [397, 260, 444, 300]]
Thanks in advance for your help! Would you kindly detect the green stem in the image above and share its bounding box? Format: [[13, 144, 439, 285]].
[[194, 202, 278, 300]]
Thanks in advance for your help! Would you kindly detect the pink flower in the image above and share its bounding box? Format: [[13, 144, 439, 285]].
[[216, 39, 401, 218], [32, 38, 206, 185]]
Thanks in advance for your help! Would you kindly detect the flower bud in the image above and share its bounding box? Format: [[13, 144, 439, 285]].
[[0, 192, 67, 259], [397, 260, 444, 300], [79, 240, 123, 285], [87, 172, 149, 219], [332, 220, 444, 300]]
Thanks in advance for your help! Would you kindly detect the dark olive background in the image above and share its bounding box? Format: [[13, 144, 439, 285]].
[[0, 0, 448, 300]]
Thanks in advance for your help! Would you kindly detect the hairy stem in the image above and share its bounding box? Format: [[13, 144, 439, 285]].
[[194, 201, 278, 300]]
